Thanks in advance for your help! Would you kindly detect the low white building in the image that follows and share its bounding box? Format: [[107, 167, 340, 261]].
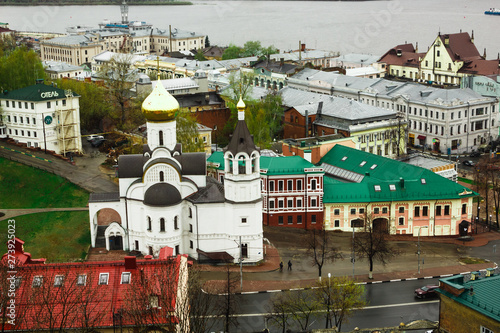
[[0, 81, 82, 155], [43, 61, 90, 80], [88, 79, 264, 263]]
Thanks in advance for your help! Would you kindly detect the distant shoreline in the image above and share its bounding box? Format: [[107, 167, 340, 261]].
[[0, 1, 192, 5]]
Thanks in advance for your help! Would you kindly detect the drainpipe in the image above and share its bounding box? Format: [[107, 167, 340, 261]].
[[124, 197, 129, 252], [305, 173, 308, 230], [267, 174, 270, 226], [195, 204, 200, 259]]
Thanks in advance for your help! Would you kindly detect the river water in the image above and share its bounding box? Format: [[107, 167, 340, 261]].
[[1, 0, 499, 56]]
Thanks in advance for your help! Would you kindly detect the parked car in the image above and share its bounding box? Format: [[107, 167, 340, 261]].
[[90, 138, 106, 147], [415, 285, 439, 298], [462, 160, 475, 167], [470, 151, 481, 158], [87, 135, 104, 142]]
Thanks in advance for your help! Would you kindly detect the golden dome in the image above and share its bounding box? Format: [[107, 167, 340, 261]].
[[142, 79, 179, 122], [237, 95, 246, 111]]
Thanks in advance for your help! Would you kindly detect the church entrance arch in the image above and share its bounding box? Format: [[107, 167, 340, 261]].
[[372, 218, 389, 233], [109, 235, 123, 250], [90, 207, 123, 249]]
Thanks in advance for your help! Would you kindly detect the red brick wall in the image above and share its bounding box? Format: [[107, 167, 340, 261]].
[[284, 108, 316, 139], [194, 107, 231, 142], [264, 211, 324, 230]]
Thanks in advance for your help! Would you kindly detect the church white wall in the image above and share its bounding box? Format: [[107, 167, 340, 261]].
[[147, 121, 176, 150], [119, 178, 138, 197], [184, 175, 206, 188]]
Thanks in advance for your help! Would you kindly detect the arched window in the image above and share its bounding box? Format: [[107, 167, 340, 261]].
[[159, 171, 164, 182], [174, 216, 179, 230], [189, 208, 192, 218], [147, 216, 152, 231], [160, 218, 165, 232], [159, 130, 164, 146]]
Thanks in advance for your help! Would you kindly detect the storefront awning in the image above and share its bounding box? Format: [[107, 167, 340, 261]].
[[417, 135, 426, 140]]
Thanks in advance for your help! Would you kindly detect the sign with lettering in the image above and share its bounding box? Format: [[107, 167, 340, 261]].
[[40, 91, 59, 99]]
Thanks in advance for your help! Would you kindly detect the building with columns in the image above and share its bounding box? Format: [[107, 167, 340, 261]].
[[88, 79, 263, 263]]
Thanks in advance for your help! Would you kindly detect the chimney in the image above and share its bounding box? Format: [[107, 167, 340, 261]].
[[301, 43, 306, 52], [400, 177, 404, 188], [317, 101, 323, 121], [280, 57, 284, 67], [471, 30, 474, 43], [303, 149, 312, 163], [305, 110, 309, 137], [470, 271, 480, 280], [483, 48, 486, 59], [124, 256, 137, 269], [444, 35, 449, 46], [415, 42, 418, 53]]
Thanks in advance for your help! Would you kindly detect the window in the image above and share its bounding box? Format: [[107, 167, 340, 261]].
[[278, 180, 284, 191], [241, 244, 248, 258], [47, 101, 51, 108], [374, 207, 380, 214], [269, 181, 274, 192], [311, 215, 317, 224], [190, 240, 193, 249], [296, 199, 302, 208], [6, 101, 9, 107], [189, 223, 193, 233], [18, 102, 21, 108], [175, 245, 180, 255], [99, 273, 109, 285], [13, 116, 16, 123], [382, 207, 388, 214], [297, 180, 302, 191], [189, 208, 192, 218], [481, 326, 494, 333], [334, 209, 340, 215], [147, 216, 152, 231], [359, 208, 365, 214], [278, 216, 283, 225], [135, 241, 139, 251], [54, 275, 64, 287], [159, 130, 164, 146], [374, 185, 381, 192], [334, 220, 340, 227], [359, 161, 366, 166], [160, 218, 165, 232], [241, 217, 247, 223], [278, 199, 284, 208], [62, 99, 66, 106], [399, 207, 405, 213], [414, 206, 420, 217], [287, 180, 293, 190], [297, 215, 302, 224], [389, 184, 396, 191], [350, 208, 356, 215], [174, 216, 178, 230], [121, 272, 131, 284], [288, 216, 293, 224], [444, 205, 450, 216], [287, 199, 293, 208], [436, 206, 442, 216], [32, 276, 43, 288], [311, 198, 317, 207], [370, 164, 377, 170], [269, 200, 275, 209], [462, 204, 466, 215], [159, 171, 164, 182], [398, 217, 405, 226], [33, 117, 36, 124], [149, 295, 159, 309], [26, 117, 29, 124], [423, 206, 428, 217], [311, 179, 317, 190], [74, 274, 87, 286]]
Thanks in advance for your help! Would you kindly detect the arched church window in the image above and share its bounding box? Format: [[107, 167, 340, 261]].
[[160, 218, 165, 232], [159, 130, 164, 146], [159, 171, 164, 182], [174, 216, 179, 230], [147, 216, 152, 231], [189, 208, 192, 218]]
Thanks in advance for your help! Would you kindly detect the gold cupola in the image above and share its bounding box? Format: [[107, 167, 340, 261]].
[[141, 78, 179, 122]]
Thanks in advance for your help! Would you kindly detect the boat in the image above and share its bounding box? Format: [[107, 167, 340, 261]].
[[485, 8, 500, 15]]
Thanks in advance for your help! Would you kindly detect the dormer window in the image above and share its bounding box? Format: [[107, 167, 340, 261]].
[[374, 185, 381, 192], [421, 178, 426, 184], [359, 161, 366, 166], [341, 156, 348, 161], [54, 275, 64, 287], [99, 273, 109, 285], [76, 274, 87, 286], [370, 164, 377, 170], [121, 272, 131, 284], [389, 184, 396, 191], [32, 276, 43, 288]]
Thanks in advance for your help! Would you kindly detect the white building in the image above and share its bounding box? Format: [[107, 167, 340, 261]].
[[88, 79, 264, 263], [0, 81, 82, 155], [43, 61, 90, 80], [289, 68, 499, 154]]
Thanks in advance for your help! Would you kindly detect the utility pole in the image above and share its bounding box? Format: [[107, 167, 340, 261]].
[[239, 236, 243, 291]]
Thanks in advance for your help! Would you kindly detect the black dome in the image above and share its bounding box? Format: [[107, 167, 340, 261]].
[[144, 183, 182, 206]]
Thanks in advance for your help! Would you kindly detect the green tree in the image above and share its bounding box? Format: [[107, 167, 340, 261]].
[[222, 44, 242, 60], [204, 35, 210, 48], [0, 33, 16, 57], [314, 276, 367, 331], [241, 40, 262, 57], [55, 79, 113, 132], [194, 49, 207, 61], [0, 47, 46, 92], [176, 110, 204, 153], [98, 54, 138, 127]]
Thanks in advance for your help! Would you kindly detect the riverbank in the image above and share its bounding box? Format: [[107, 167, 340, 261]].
[[0, 1, 192, 5]]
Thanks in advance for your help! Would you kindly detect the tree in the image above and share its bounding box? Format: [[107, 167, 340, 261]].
[[176, 109, 204, 153], [241, 40, 262, 57], [0, 47, 46, 92], [204, 35, 210, 48], [216, 265, 240, 333], [0, 33, 16, 57], [194, 49, 207, 61], [186, 267, 219, 333], [314, 276, 367, 331], [270, 289, 319, 332], [98, 54, 138, 127], [353, 213, 397, 279], [305, 226, 342, 281], [266, 292, 292, 333], [474, 158, 492, 223], [222, 44, 242, 60]]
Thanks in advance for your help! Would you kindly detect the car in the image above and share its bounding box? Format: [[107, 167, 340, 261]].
[[470, 151, 481, 158], [90, 138, 106, 147], [415, 285, 439, 298], [87, 135, 104, 142], [462, 160, 475, 167]]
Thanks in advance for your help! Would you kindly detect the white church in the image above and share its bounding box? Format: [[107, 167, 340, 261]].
[[88, 79, 264, 264]]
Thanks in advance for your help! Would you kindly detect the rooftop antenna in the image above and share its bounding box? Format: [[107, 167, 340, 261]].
[[120, 0, 128, 24]]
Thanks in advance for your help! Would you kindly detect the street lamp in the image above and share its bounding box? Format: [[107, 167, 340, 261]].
[[478, 206, 481, 222], [326, 273, 332, 329], [418, 226, 428, 274], [490, 215, 492, 232], [352, 224, 355, 278]]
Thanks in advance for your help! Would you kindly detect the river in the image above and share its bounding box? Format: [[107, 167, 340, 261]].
[[1, 0, 499, 56]]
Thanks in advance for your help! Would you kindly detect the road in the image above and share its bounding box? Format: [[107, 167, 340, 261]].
[[209, 278, 440, 332]]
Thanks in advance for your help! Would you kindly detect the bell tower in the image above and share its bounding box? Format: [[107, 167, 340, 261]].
[[223, 97, 261, 203]]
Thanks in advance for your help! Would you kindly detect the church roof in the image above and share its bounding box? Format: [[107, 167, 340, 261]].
[[118, 154, 149, 178], [187, 177, 225, 203], [173, 153, 206, 175], [142, 73, 179, 122], [144, 183, 182, 206]]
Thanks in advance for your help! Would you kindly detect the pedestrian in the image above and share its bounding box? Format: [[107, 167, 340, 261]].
[[287, 260, 292, 271], [279, 261, 283, 272]]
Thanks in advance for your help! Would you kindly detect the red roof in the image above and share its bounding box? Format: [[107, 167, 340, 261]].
[[378, 43, 424, 68], [439, 32, 481, 61], [0, 241, 188, 331]]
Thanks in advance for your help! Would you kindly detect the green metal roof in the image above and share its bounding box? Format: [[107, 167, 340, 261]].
[[437, 274, 500, 322], [207, 152, 322, 175], [320, 145, 477, 203], [0, 83, 79, 102]]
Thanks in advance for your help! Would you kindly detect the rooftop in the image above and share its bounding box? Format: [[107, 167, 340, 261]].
[[0, 82, 79, 102]]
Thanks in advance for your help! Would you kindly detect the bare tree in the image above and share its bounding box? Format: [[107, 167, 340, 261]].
[[314, 276, 367, 331], [216, 265, 240, 333], [304, 227, 342, 281], [277, 289, 319, 332], [266, 291, 292, 333], [353, 213, 397, 279], [187, 267, 219, 333]]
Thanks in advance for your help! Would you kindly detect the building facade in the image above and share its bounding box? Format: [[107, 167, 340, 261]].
[[0, 82, 82, 155], [288, 68, 499, 154], [321, 145, 476, 236], [88, 83, 263, 263]]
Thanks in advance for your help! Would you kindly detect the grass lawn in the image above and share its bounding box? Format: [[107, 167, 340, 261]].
[[1, 211, 90, 261], [0, 157, 89, 209]]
